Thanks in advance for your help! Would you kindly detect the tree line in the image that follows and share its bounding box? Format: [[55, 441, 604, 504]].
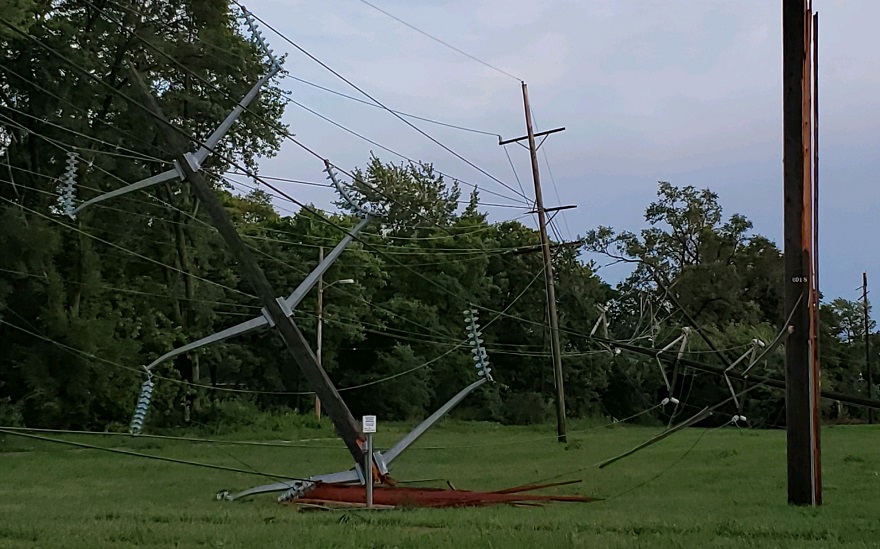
[[1, 1, 875, 431]]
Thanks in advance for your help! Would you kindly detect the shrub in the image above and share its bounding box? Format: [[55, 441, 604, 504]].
[[503, 392, 551, 425]]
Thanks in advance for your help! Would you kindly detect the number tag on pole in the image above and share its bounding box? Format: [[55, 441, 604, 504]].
[[363, 415, 377, 434]]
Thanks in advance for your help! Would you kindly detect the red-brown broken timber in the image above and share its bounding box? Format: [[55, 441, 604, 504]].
[[284, 482, 600, 508]]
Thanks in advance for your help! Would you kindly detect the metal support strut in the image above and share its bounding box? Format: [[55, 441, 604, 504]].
[[222, 309, 498, 502]]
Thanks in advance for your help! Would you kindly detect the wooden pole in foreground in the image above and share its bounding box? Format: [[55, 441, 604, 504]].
[[782, 0, 821, 506]]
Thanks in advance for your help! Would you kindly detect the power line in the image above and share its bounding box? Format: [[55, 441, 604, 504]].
[[284, 75, 501, 137], [0, 266, 261, 311], [4, 133, 528, 266], [0, 61, 175, 163], [6, 3, 547, 279], [0, 103, 171, 165], [0, 428, 308, 481], [0, 196, 257, 300], [89, 0, 532, 209], [1, 11, 596, 384], [284, 95, 530, 207], [226, 171, 529, 210], [353, 0, 522, 82], [541, 147, 573, 241], [0, 426, 343, 449], [225, 0, 531, 203], [3, 163, 528, 344]]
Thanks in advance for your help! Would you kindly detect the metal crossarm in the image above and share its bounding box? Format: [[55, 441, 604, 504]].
[[126, 214, 372, 432], [655, 327, 690, 394], [71, 6, 281, 216], [223, 308, 499, 502], [723, 338, 766, 411]]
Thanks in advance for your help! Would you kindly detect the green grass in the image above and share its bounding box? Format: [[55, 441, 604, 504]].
[[1, 419, 878, 548]]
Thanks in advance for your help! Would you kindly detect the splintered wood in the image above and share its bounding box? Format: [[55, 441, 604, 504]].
[[284, 480, 600, 509]]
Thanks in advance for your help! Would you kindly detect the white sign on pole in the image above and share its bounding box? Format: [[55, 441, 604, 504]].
[[362, 415, 377, 433]]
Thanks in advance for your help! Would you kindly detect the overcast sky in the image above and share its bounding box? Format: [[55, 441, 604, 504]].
[[244, 0, 880, 305]]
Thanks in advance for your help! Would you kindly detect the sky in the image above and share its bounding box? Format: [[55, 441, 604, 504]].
[[243, 0, 880, 305]]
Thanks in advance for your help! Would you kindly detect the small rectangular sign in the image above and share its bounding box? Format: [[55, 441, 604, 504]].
[[362, 415, 377, 433]]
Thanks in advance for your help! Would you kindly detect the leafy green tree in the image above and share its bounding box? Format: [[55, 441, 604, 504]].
[[0, 0, 285, 428], [583, 182, 790, 423]]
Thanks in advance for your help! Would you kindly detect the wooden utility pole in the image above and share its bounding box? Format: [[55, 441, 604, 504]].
[[782, 0, 821, 506], [316, 246, 323, 420], [520, 82, 567, 442], [128, 68, 365, 465], [812, 11, 821, 409], [863, 273, 873, 425]]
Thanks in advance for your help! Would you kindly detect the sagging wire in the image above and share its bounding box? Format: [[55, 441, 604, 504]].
[[0, 428, 308, 482]]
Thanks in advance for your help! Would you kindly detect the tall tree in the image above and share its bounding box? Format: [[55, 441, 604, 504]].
[[0, 0, 285, 427]]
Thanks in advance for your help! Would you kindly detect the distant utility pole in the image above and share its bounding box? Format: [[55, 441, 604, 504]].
[[316, 246, 324, 420], [782, 0, 821, 506], [863, 272, 873, 425], [499, 82, 571, 443]]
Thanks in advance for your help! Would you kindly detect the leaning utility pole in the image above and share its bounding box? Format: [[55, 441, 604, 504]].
[[499, 83, 570, 442], [128, 68, 365, 465], [782, 0, 821, 506], [863, 273, 873, 425]]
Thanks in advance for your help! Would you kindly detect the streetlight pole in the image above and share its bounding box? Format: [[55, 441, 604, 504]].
[[315, 247, 354, 420], [316, 247, 323, 420]]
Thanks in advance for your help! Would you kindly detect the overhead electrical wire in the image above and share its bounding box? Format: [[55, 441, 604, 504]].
[[529, 107, 573, 241], [92, 0, 532, 208], [2, 9, 608, 389], [1, 6, 804, 454], [0, 61, 176, 163], [224, 170, 528, 209], [18, 3, 557, 284], [542, 147, 573, 241], [353, 0, 522, 82], [1, 160, 522, 348], [0, 427, 309, 481], [283, 75, 501, 137], [4, 103, 547, 361], [0, 103, 172, 165], [0, 426, 344, 449], [0, 195, 257, 300], [0, 252, 546, 397], [221, 0, 531, 203], [0, 266, 261, 311], [282, 94, 529, 208], [1, 136, 526, 267]]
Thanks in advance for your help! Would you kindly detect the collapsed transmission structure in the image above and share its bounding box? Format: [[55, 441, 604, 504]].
[[59, 5, 516, 505]]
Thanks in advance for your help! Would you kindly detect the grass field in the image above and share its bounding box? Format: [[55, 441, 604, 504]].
[[1, 418, 878, 548]]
